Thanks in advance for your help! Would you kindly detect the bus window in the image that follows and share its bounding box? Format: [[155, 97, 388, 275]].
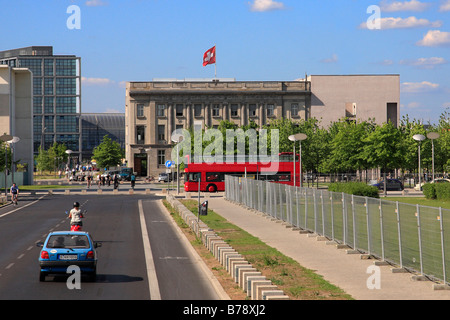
[[188, 172, 201, 182], [206, 172, 224, 182]]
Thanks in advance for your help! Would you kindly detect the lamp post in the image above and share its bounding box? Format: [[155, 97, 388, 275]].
[[427, 132, 440, 181], [171, 133, 184, 194], [9, 136, 20, 185], [0, 134, 13, 196], [288, 133, 307, 188], [413, 134, 426, 191]]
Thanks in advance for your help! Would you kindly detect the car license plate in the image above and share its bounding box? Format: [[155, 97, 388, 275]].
[[59, 254, 77, 260]]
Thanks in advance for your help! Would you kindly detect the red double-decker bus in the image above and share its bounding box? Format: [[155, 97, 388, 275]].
[[183, 153, 300, 192]]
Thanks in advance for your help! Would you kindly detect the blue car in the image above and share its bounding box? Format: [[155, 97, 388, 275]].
[[37, 231, 101, 282]]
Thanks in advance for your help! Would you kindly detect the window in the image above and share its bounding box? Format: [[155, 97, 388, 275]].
[[56, 59, 77, 76], [19, 59, 42, 76], [249, 104, 257, 117], [56, 97, 77, 114], [44, 78, 54, 95], [136, 126, 145, 144], [137, 104, 144, 118], [230, 104, 239, 117], [44, 116, 54, 133], [56, 115, 78, 133], [44, 97, 54, 114], [188, 172, 201, 182], [194, 104, 202, 117], [44, 59, 54, 76], [157, 150, 166, 166], [267, 104, 275, 117], [157, 104, 165, 117], [212, 104, 220, 117], [33, 78, 42, 95], [33, 97, 42, 114], [291, 103, 299, 117], [176, 104, 184, 117], [158, 125, 165, 142], [56, 78, 76, 95]]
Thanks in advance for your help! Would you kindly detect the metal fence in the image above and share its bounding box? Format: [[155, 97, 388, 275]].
[[225, 175, 450, 284]]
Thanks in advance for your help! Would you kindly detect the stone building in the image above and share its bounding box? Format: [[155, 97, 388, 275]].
[[125, 75, 399, 177]]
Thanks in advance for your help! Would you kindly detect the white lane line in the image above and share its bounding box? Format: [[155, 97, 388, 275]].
[[138, 199, 161, 300], [0, 196, 46, 218]]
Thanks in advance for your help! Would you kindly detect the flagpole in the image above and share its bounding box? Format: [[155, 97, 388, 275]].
[[214, 44, 217, 80]]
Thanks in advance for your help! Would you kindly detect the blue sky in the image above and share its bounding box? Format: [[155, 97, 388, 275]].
[[1, 0, 449, 124]]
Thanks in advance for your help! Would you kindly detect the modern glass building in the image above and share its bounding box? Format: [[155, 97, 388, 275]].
[[0, 46, 81, 160], [81, 113, 125, 162]]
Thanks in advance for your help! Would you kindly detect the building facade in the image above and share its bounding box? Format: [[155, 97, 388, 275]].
[[0, 64, 34, 185], [81, 113, 125, 162], [125, 76, 400, 177], [0, 46, 82, 161]]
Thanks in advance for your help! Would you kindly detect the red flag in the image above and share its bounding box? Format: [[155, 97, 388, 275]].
[[203, 46, 216, 66]]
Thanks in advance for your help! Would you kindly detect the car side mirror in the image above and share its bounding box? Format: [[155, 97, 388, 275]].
[[94, 242, 102, 248], [36, 241, 44, 247]]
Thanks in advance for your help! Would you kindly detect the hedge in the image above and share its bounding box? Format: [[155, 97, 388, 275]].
[[328, 182, 380, 198], [423, 183, 450, 200]]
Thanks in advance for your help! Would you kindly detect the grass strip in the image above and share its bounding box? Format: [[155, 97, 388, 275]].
[[168, 198, 353, 300]]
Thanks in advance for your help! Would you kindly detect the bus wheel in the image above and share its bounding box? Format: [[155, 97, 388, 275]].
[[207, 184, 217, 193]]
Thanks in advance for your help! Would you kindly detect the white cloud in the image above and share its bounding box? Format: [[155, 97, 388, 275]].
[[380, 0, 431, 12], [416, 30, 450, 47], [440, 0, 450, 12], [85, 0, 108, 7], [82, 77, 115, 86], [400, 57, 448, 69], [401, 81, 440, 93], [359, 16, 442, 29], [249, 0, 285, 12], [320, 54, 338, 63]]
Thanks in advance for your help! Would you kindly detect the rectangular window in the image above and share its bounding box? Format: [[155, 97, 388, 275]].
[[249, 104, 257, 117], [194, 104, 202, 117], [212, 104, 220, 117], [176, 104, 184, 117], [44, 59, 54, 76], [267, 104, 275, 117], [137, 104, 144, 118], [56, 97, 77, 113], [44, 115, 54, 133], [44, 97, 54, 114], [33, 97, 42, 114], [55, 59, 77, 76], [230, 104, 239, 117], [33, 78, 42, 95], [56, 78, 76, 95], [158, 125, 165, 142], [136, 125, 145, 144], [157, 150, 165, 165], [157, 104, 165, 117], [291, 103, 299, 117]]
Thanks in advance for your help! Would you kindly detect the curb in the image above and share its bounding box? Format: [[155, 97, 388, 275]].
[[165, 194, 289, 300]]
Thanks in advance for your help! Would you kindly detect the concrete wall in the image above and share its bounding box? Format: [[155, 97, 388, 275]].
[[310, 75, 400, 128]]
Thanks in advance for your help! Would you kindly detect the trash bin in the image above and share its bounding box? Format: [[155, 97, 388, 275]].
[[199, 200, 208, 216]]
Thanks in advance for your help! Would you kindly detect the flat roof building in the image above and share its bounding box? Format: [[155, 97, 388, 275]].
[[0, 64, 34, 186], [125, 75, 400, 177], [0, 46, 82, 161]]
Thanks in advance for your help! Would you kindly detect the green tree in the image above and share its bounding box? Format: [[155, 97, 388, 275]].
[[362, 121, 405, 193], [92, 135, 124, 169]]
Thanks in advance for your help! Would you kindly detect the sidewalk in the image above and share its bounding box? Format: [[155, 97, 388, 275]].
[[207, 197, 450, 300]]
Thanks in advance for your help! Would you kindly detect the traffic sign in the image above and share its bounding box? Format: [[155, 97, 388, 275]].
[[165, 160, 173, 168]]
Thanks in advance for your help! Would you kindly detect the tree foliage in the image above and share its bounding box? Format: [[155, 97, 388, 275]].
[[92, 135, 124, 169]]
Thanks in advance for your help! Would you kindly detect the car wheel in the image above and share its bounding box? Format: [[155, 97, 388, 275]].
[[207, 184, 217, 193]]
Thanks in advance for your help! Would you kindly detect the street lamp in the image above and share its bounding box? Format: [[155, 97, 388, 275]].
[[288, 133, 307, 188], [0, 134, 13, 196], [171, 133, 184, 194], [427, 132, 440, 181], [413, 134, 426, 191]]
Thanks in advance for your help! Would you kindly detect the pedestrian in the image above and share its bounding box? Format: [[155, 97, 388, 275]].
[[114, 174, 119, 189], [131, 173, 136, 189]]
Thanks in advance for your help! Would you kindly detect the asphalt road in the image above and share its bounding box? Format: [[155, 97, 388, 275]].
[[0, 194, 221, 300]]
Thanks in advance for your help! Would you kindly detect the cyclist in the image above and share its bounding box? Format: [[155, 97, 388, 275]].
[[68, 201, 84, 231], [10, 183, 19, 205]]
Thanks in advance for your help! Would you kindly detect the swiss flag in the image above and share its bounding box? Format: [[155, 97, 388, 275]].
[[203, 46, 216, 66]]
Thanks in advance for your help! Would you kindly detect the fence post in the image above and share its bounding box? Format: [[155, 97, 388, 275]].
[[379, 199, 385, 261], [342, 192, 347, 246], [352, 194, 357, 249], [330, 192, 335, 241], [416, 204, 424, 275], [321, 190, 325, 236], [439, 207, 446, 284], [396, 201, 403, 268], [365, 197, 371, 255]]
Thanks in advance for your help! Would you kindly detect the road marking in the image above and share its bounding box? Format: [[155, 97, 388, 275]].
[[17, 254, 24, 260], [5, 263, 14, 269], [138, 200, 161, 300], [0, 196, 46, 218]]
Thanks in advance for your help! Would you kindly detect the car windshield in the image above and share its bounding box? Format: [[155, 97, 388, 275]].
[[46, 235, 90, 249]]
